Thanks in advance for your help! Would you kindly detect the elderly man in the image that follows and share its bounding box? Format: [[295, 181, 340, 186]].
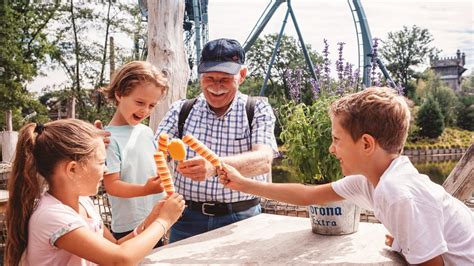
[[155, 38, 278, 243]]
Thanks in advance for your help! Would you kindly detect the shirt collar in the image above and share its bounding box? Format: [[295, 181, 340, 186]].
[[379, 155, 415, 182]]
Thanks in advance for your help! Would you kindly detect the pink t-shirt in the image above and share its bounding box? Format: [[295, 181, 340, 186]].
[[24, 192, 103, 266]]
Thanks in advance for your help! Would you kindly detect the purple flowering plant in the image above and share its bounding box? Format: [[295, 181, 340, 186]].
[[278, 40, 363, 183]]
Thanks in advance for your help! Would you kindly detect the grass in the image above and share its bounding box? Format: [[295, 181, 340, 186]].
[[405, 128, 473, 149]]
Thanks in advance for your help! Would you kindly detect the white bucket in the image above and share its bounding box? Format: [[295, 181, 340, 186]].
[[308, 200, 361, 235]]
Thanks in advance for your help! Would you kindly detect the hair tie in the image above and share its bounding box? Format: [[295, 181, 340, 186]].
[[34, 123, 45, 135]]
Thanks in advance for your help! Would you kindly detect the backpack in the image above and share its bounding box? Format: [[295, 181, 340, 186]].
[[177, 96, 265, 139]]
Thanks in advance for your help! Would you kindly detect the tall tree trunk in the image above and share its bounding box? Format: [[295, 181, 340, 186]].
[[70, 0, 80, 118], [96, 0, 113, 113], [147, 0, 189, 132], [110, 36, 115, 78], [98, 0, 112, 87]]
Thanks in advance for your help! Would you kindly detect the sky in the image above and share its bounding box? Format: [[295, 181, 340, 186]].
[[29, 0, 474, 91], [208, 0, 473, 72]]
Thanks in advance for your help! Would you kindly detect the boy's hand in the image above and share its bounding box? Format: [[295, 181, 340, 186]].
[[94, 120, 111, 148], [218, 163, 249, 191], [385, 234, 394, 247], [177, 157, 216, 181], [143, 176, 164, 195]]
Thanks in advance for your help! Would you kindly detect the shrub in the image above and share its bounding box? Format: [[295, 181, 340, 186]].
[[456, 95, 474, 131], [279, 97, 342, 183], [405, 128, 473, 149], [416, 96, 444, 138], [416, 70, 459, 126]]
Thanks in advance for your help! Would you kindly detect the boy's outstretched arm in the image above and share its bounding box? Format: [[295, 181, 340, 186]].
[[103, 173, 163, 198], [219, 163, 343, 206]]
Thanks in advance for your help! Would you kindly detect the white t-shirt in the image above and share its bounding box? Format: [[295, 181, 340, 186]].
[[25, 192, 104, 266], [332, 156, 474, 265]]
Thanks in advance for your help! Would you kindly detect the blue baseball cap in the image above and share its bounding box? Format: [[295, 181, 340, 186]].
[[198, 38, 245, 75]]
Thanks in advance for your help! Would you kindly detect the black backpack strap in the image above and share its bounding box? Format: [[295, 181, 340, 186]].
[[178, 98, 198, 139], [246, 96, 267, 132]]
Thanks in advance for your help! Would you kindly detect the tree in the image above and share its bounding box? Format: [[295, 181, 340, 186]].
[[147, 0, 189, 132], [416, 96, 445, 138], [46, 1, 145, 120], [0, 1, 58, 130], [456, 96, 474, 131], [246, 34, 322, 101], [456, 71, 474, 131], [416, 70, 459, 126], [380, 25, 440, 96], [460, 69, 474, 94]]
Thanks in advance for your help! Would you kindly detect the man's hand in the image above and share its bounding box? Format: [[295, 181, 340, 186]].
[[177, 157, 216, 181], [94, 120, 111, 148]]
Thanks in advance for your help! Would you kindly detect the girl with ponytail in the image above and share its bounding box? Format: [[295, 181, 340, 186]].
[[5, 119, 185, 266]]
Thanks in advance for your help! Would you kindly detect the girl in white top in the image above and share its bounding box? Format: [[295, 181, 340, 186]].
[[4, 119, 185, 265]]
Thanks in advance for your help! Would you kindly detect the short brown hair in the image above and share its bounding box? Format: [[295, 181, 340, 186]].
[[102, 61, 168, 104], [330, 87, 410, 154]]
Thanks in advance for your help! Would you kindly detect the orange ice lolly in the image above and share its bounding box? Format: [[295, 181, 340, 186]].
[[168, 139, 187, 161], [158, 133, 169, 153], [154, 151, 175, 195], [182, 134, 221, 168]]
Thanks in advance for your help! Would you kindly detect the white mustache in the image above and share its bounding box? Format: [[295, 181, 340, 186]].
[[207, 88, 228, 95]]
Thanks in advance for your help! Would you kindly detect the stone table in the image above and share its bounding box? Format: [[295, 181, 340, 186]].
[[141, 213, 405, 265]]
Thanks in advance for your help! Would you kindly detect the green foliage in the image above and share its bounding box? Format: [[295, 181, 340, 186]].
[[276, 39, 361, 183], [380, 25, 440, 96], [405, 128, 473, 149], [39, 88, 115, 124], [0, 97, 49, 131], [460, 70, 474, 94], [413, 161, 457, 185], [456, 95, 474, 131], [46, 1, 144, 120], [279, 97, 342, 184], [238, 77, 264, 97], [186, 80, 202, 99], [270, 158, 301, 184], [416, 70, 459, 126], [416, 96, 445, 138], [0, 1, 58, 128], [455, 74, 474, 131], [246, 34, 322, 102]]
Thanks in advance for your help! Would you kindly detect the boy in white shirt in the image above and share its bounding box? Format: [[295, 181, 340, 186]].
[[219, 87, 474, 265]]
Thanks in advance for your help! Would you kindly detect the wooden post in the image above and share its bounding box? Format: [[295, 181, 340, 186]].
[[1, 131, 18, 163], [147, 0, 190, 132], [5, 110, 12, 131], [67, 96, 76, 119], [57, 101, 62, 119], [442, 144, 474, 202], [1, 110, 18, 162]]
